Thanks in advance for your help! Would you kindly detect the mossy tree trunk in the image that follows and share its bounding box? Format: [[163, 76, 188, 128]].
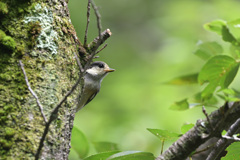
[[0, 0, 86, 159]]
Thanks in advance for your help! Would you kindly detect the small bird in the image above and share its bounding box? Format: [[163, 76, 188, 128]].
[[76, 61, 115, 112]]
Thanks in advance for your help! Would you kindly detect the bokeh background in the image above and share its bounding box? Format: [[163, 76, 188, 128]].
[[68, 0, 240, 158]]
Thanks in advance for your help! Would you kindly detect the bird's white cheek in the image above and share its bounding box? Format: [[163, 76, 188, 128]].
[[86, 68, 98, 76]]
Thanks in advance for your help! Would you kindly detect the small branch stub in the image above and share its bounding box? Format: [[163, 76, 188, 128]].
[[88, 29, 112, 52]]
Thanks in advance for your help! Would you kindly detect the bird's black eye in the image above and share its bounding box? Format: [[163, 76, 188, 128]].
[[98, 63, 104, 68]]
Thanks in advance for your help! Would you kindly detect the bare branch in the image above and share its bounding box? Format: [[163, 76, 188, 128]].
[[84, 0, 91, 47], [156, 102, 240, 160], [206, 118, 240, 160], [19, 60, 47, 123], [88, 29, 112, 52], [90, 0, 102, 39]]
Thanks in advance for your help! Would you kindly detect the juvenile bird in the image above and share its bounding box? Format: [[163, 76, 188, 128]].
[[76, 61, 115, 112]]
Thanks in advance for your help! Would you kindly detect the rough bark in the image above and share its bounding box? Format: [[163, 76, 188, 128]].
[[0, 0, 86, 159], [156, 102, 240, 160]]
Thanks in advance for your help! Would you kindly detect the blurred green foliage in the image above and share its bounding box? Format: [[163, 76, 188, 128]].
[[68, 0, 240, 159]]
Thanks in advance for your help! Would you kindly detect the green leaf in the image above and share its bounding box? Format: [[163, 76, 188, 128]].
[[203, 19, 237, 43], [217, 88, 240, 102], [70, 126, 89, 159], [221, 130, 227, 136], [181, 124, 194, 134], [166, 73, 198, 85], [194, 42, 223, 60], [169, 99, 189, 111], [192, 92, 218, 105], [198, 55, 239, 100], [230, 44, 240, 58], [204, 19, 226, 35], [93, 141, 119, 153], [222, 25, 237, 43], [221, 142, 240, 160], [84, 151, 120, 160], [106, 151, 155, 160], [227, 19, 240, 42], [147, 128, 180, 141], [222, 88, 237, 95]]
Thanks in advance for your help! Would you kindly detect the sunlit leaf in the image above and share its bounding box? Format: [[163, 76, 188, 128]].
[[221, 130, 227, 136], [170, 99, 189, 111], [147, 128, 180, 141], [84, 151, 120, 160], [181, 124, 194, 134], [203, 19, 226, 35], [194, 42, 223, 60], [106, 151, 155, 160], [70, 126, 89, 159], [203, 19, 236, 43], [217, 88, 240, 102], [93, 141, 119, 153], [227, 19, 240, 42], [221, 142, 240, 160], [198, 55, 239, 100], [166, 73, 198, 85], [222, 88, 237, 95]]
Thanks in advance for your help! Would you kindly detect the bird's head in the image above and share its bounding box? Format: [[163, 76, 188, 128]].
[[86, 61, 115, 80]]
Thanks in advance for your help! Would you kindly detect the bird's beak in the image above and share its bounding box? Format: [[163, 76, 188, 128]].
[[104, 68, 115, 72]]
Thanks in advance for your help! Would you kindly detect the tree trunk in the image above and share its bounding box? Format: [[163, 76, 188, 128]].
[[0, 0, 85, 159]]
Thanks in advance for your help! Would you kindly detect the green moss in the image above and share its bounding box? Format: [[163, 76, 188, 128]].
[[5, 128, 16, 138], [0, 29, 6, 40], [0, 0, 81, 159], [0, 30, 16, 53], [0, 139, 13, 149], [0, 116, 7, 123], [1, 36, 16, 51], [0, 109, 4, 115], [4, 105, 15, 112], [0, 2, 8, 15], [56, 119, 62, 128]]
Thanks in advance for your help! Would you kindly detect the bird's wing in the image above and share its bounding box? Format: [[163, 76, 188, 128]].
[[84, 90, 99, 106]]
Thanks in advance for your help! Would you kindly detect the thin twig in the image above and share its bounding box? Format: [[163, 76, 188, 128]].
[[35, 73, 83, 160], [73, 52, 84, 73], [95, 43, 108, 54], [19, 60, 47, 123], [161, 140, 165, 154], [202, 106, 214, 130], [90, 0, 102, 39], [84, 0, 91, 47], [222, 135, 240, 141]]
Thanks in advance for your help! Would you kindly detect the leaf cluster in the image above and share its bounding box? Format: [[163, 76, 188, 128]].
[[168, 19, 240, 111]]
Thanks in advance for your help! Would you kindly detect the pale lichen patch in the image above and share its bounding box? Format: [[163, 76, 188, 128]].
[[24, 3, 58, 55]]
